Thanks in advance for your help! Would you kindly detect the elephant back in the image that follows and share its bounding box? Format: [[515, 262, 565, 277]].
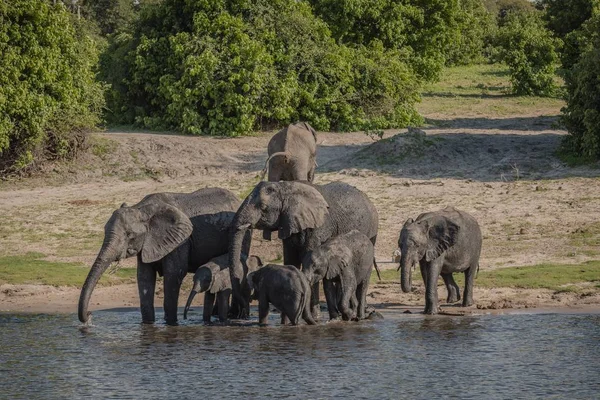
[[138, 187, 240, 218], [318, 182, 379, 242]]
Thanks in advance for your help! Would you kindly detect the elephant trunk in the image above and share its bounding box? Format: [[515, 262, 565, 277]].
[[183, 280, 202, 320], [400, 253, 413, 293], [228, 225, 250, 316], [78, 241, 122, 323]]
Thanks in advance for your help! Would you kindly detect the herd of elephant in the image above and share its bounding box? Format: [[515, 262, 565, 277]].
[[78, 122, 482, 326]]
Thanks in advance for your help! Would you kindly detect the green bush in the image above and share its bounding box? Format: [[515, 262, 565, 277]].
[[561, 15, 600, 158], [101, 0, 423, 135], [495, 11, 560, 96], [0, 0, 105, 173], [445, 0, 496, 66]]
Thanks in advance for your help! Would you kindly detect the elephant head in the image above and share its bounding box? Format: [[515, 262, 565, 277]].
[[398, 216, 460, 293], [78, 202, 193, 323], [302, 244, 351, 286], [183, 255, 262, 319], [228, 182, 329, 309]]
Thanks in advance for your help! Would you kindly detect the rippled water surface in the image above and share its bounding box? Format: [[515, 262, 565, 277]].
[[1, 310, 599, 399]]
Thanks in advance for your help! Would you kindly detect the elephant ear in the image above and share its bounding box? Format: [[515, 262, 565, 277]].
[[211, 269, 230, 294], [325, 246, 351, 280], [245, 255, 263, 273], [278, 183, 329, 239], [140, 203, 193, 263], [300, 121, 317, 142], [425, 217, 460, 262]]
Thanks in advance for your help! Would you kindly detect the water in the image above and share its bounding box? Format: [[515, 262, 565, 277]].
[[1, 310, 599, 399]]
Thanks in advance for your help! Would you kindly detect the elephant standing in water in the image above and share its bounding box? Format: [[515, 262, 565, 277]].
[[228, 181, 380, 319], [398, 206, 482, 314], [247, 264, 316, 326], [78, 188, 249, 325], [262, 122, 318, 183]]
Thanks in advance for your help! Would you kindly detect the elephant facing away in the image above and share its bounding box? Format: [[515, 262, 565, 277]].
[[398, 206, 482, 314], [262, 122, 317, 182], [78, 188, 249, 326], [228, 181, 380, 319], [247, 264, 316, 326], [302, 230, 374, 321], [184, 254, 263, 323]]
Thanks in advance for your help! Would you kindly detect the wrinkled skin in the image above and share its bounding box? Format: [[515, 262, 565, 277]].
[[399, 206, 482, 314], [78, 188, 249, 326], [228, 181, 380, 320], [303, 230, 374, 321], [184, 254, 262, 323], [247, 264, 316, 326], [262, 122, 317, 182]]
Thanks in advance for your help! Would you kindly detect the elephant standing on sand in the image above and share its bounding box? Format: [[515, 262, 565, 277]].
[[262, 122, 317, 183], [78, 188, 249, 325], [228, 181, 380, 319], [398, 206, 482, 314]]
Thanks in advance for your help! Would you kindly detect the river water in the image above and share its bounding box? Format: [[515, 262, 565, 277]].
[[0, 309, 599, 399]]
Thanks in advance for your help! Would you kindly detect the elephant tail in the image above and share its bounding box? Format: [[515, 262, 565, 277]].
[[261, 152, 293, 180], [373, 257, 382, 281]]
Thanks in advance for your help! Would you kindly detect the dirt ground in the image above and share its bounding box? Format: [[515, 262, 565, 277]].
[[2, 112, 600, 315]]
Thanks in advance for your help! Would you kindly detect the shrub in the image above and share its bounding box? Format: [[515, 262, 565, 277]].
[[0, 0, 105, 173], [495, 11, 561, 96], [101, 0, 422, 135], [561, 15, 600, 157]]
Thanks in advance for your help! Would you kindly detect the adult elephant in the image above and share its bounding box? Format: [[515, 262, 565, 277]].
[[398, 206, 482, 314], [228, 181, 380, 318], [78, 188, 248, 325], [262, 122, 318, 183]]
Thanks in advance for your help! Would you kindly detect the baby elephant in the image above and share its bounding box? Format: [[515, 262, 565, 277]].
[[247, 264, 317, 326], [398, 206, 482, 314], [184, 254, 262, 323], [302, 230, 374, 321]]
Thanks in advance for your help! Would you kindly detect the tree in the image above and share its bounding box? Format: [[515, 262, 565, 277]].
[[0, 0, 104, 173]]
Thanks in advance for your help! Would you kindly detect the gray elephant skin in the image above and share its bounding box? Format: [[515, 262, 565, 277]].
[[398, 206, 482, 314], [247, 264, 316, 326], [262, 122, 317, 182], [228, 180, 380, 318], [302, 230, 374, 321], [184, 254, 263, 323], [78, 188, 248, 325]]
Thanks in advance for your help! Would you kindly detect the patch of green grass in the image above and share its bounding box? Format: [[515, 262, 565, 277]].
[[0, 253, 136, 287], [418, 63, 564, 119], [556, 150, 599, 168], [373, 261, 600, 293]]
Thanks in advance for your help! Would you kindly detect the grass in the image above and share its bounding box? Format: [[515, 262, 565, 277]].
[[0, 253, 136, 287], [418, 63, 565, 120], [373, 261, 600, 293]]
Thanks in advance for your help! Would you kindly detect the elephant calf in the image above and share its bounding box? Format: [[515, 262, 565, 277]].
[[302, 230, 374, 321], [247, 264, 317, 326], [184, 254, 262, 323], [398, 206, 482, 314]]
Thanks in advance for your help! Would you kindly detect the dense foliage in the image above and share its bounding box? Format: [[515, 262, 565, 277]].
[[561, 15, 600, 157], [0, 0, 104, 172], [494, 10, 560, 96], [101, 0, 423, 135]]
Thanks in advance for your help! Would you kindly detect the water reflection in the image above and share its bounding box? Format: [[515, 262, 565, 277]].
[[1, 311, 599, 399]]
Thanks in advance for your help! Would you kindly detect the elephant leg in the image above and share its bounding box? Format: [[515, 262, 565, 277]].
[[283, 244, 303, 323], [424, 259, 443, 315], [162, 248, 188, 325], [217, 290, 230, 322], [323, 279, 340, 320], [338, 284, 354, 322], [356, 279, 369, 320], [442, 273, 461, 303], [137, 261, 157, 324], [463, 263, 477, 307], [203, 292, 216, 324], [419, 259, 428, 289], [258, 292, 270, 326]]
